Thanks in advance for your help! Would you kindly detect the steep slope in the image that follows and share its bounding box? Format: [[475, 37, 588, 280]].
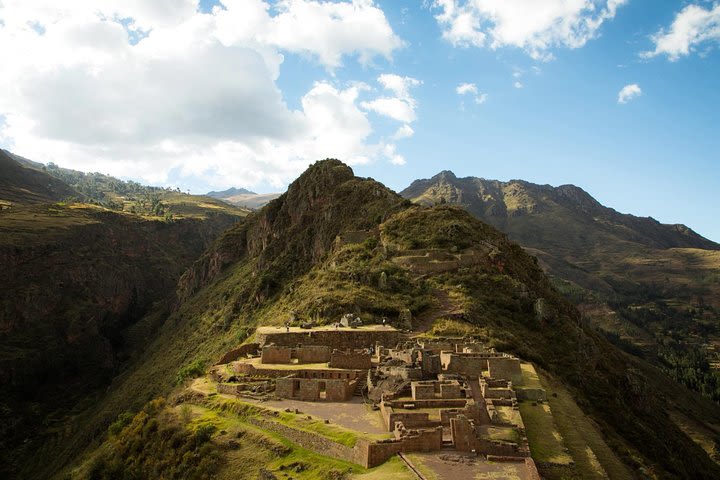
[[33, 160, 720, 480], [0, 153, 249, 477], [401, 172, 720, 395], [0, 149, 79, 205]]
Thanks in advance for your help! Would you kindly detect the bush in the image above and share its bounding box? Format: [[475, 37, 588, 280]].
[[108, 411, 134, 436], [175, 359, 206, 385]]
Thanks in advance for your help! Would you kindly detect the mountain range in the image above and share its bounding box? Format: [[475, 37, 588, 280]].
[[206, 186, 281, 210], [401, 172, 720, 371], [2, 154, 720, 479]]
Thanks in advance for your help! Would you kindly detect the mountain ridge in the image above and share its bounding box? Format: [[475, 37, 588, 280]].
[[30, 159, 720, 480], [402, 170, 718, 250]]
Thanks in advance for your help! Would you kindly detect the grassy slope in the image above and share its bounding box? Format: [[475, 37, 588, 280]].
[[0, 150, 79, 205], [0, 152, 249, 478], [30, 161, 720, 479], [401, 173, 720, 396]]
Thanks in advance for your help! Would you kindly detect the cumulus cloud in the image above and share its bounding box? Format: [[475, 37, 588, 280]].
[[431, 0, 627, 60], [382, 143, 406, 166], [641, 3, 720, 61], [455, 82, 487, 104], [0, 0, 408, 189], [618, 83, 642, 104], [361, 74, 422, 122], [392, 124, 415, 140]]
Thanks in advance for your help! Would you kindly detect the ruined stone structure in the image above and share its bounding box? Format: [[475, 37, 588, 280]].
[[275, 377, 355, 401], [216, 330, 542, 472], [487, 356, 524, 385], [255, 326, 402, 350], [260, 345, 331, 364], [329, 349, 372, 369]]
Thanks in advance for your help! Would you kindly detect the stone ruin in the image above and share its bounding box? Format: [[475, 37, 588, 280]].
[[212, 327, 544, 473]]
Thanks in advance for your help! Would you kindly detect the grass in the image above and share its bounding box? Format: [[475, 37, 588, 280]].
[[200, 395, 363, 448], [669, 410, 720, 463], [535, 371, 633, 480], [482, 426, 520, 443], [180, 404, 361, 480], [518, 401, 572, 465], [350, 455, 415, 479]]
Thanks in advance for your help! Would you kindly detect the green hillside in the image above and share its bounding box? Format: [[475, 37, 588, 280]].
[[401, 171, 720, 401], [24, 160, 720, 480], [0, 152, 249, 477]]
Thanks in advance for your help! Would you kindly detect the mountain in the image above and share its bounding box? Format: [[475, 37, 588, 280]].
[[207, 186, 281, 210], [23, 160, 720, 480], [401, 171, 720, 398], [0, 151, 249, 476], [0, 149, 79, 205], [206, 187, 257, 197]]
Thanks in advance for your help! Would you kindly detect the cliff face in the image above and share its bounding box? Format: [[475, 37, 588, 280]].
[[0, 203, 242, 476], [177, 159, 406, 303]]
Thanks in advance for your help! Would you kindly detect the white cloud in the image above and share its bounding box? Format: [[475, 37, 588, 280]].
[[393, 124, 415, 140], [382, 143, 406, 165], [617, 83, 642, 104], [455, 82, 487, 104], [514, 81, 524, 89], [0, 0, 408, 189], [361, 98, 416, 123], [361, 74, 422, 122], [431, 0, 627, 60], [641, 3, 720, 61], [378, 73, 422, 99], [456, 82, 478, 95]]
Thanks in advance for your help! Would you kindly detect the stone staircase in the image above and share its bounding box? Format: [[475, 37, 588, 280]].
[[354, 376, 368, 396]]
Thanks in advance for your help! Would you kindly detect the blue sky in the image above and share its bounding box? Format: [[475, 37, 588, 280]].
[[277, 0, 720, 240], [0, 1, 718, 241]]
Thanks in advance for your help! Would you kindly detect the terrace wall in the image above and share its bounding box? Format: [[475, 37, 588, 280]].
[[487, 357, 523, 385], [329, 350, 372, 370], [215, 343, 260, 364], [261, 345, 292, 364], [257, 329, 402, 350]]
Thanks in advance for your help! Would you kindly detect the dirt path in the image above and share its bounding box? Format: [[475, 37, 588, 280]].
[[412, 289, 463, 333]]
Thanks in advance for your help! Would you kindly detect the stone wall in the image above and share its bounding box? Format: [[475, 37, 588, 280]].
[[387, 349, 417, 364], [257, 329, 402, 350], [440, 382, 463, 399], [248, 416, 364, 465], [487, 357, 523, 385], [295, 345, 332, 363], [364, 427, 443, 467], [450, 415, 475, 452], [215, 343, 260, 364], [516, 387, 547, 402], [261, 345, 292, 364], [380, 402, 442, 431], [440, 353, 489, 377], [249, 413, 442, 468], [275, 377, 354, 401], [261, 345, 332, 364], [329, 350, 372, 369], [379, 365, 422, 381], [411, 382, 436, 400], [421, 352, 441, 377]]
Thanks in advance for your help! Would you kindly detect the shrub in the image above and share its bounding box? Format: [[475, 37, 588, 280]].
[[176, 359, 206, 385]]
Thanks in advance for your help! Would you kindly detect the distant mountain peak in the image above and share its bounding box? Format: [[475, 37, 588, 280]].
[[206, 186, 256, 197], [401, 171, 719, 251]]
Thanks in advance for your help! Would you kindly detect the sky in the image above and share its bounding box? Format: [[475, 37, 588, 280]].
[[0, 1, 718, 241]]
